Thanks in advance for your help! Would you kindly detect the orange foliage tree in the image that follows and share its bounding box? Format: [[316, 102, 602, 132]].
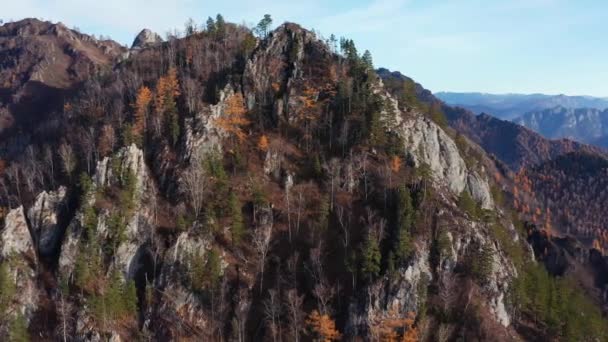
[[132, 86, 153, 143], [155, 68, 181, 145], [306, 310, 342, 342], [215, 92, 250, 142], [390, 156, 402, 173], [370, 310, 418, 342], [258, 135, 269, 152]]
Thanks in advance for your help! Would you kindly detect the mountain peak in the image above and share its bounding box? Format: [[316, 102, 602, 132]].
[[131, 28, 162, 49]]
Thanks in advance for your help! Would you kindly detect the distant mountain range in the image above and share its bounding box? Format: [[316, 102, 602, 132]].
[[514, 107, 608, 147], [436, 92, 608, 148], [436, 92, 608, 120]]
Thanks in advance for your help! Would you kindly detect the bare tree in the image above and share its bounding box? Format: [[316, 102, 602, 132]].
[[181, 160, 207, 219], [22, 145, 42, 194], [232, 288, 250, 342], [59, 143, 76, 180], [182, 76, 202, 114], [6, 163, 22, 203], [80, 128, 96, 174], [253, 205, 273, 293], [285, 289, 304, 342], [43, 145, 55, 187], [55, 281, 73, 342], [264, 289, 281, 342]]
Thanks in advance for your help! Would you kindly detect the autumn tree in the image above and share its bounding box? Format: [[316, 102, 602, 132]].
[[258, 135, 269, 152], [370, 310, 418, 342], [215, 92, 250, 143], [390, 156, 402, 173], [155, 68, 180, 145], [132, 86, 153, 145], [306, 310, 342, 341]]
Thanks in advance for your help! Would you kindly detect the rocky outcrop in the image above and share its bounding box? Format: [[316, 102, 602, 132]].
[[131, 29, 162, 49], [400, 116, 468, 194], [467, 171, 494, 209], [27, 186, 67, 255], [183, 86, 232, 163], [1, 206, 34, 258], [1, 207, 40, 322], [243, 23, 331, 123]]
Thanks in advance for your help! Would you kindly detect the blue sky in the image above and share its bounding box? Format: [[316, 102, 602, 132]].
[[3, 0, 608, 96]]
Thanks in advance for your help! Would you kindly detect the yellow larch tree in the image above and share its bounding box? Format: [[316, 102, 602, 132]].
[[154, 67, 181, 145], [215, 92, 250, 142], [132, 86, 153, 143], [370, 310, 418, 342], [390, 155, 402, 173], [306, 310, 342, 342], [258, 134, 269, 152]]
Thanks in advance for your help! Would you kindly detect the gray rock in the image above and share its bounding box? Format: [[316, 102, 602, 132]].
[[131, 29, 162, 49], [27, 186, 67, 255], [1, 206, 33, 257], [400, 116, 468, 194]]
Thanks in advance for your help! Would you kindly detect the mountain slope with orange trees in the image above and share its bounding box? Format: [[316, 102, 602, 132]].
[[0, 18, 606, 342]]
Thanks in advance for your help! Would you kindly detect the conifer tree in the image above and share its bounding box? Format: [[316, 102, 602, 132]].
[[360, 233, 381, 281], [229, 191, 245, 246], [0, 262, 15, 313], [394, 185, 414, 264]]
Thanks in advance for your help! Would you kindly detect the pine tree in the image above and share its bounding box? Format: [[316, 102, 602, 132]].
[[229, 192, 245, 246], [9, 313, 29, 342], [458, 190, 478, 218], [0, 262, 15, 313], [256, 14, 273, 38], [123, 279, 138, 315], [360, 234, 381, 281], [215, 14, 226, 38], [205, 248, 222, 289], [206, 17, 216, 34], [362, 50, 373, 70], [394, 186, 414, 264]]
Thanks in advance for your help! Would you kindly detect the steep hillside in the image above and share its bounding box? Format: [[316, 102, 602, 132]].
[[0, 18, 126, 159], [514, 106, 608, 148], [0, 19, 606, 342]]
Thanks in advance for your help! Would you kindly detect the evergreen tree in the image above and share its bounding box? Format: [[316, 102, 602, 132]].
[[205, 248, 222, 289], [206, 17, 216, 34], [256, 14, 273, 38], [123, 280, 138, 315], [0, 262, 15, 313], [394, 186, 414, 264], [9, 313, 29, 342], [215, 14, 226, 38], [362, 50, 373, 70], [360, 234, 381, 281], [229, 191, 245, 245], [458, 190, 478, 218]]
